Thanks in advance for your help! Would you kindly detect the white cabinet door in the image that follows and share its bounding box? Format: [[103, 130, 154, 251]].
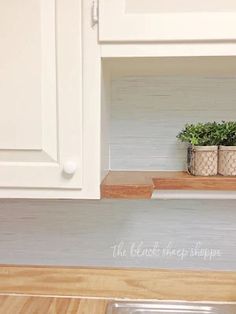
[[99, 0, 236, 41], [0, 0, 82, 190]]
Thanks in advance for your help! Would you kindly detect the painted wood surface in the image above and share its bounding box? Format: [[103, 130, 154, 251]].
[[0, 199, 235, 271], [126, 0, 236, 13], [0, 0, 83, 195], [99, 0, 236, 41], [101, 43, 236, 58]]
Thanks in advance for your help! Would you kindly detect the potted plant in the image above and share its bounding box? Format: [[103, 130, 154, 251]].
[[218, 121, 236, 176], [177, 122, 219, 176]]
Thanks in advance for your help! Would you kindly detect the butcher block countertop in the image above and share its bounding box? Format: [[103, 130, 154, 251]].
[[0, 266, 235, 304], [0, 295, 108, 314]]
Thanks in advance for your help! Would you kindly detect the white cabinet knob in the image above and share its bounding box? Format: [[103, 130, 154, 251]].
[[63, 161, 77, 175]]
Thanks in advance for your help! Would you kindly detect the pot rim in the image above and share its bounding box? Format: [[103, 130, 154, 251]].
[[192, 145, 218, 151], [219, 145, 236, 151]]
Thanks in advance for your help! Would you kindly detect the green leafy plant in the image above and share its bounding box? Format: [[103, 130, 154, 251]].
[[177, 122, 220, 146], [217, 121, 236, 146]]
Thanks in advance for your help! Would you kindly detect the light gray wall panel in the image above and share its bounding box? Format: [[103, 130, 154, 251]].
[[110, 76, 236, 170], [0, 199, 235, 271]]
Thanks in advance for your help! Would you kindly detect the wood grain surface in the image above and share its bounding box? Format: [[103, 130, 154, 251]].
[[0, 295, 108, 314], [0, 266, 235, 302], [101, 171, 154, 198], [152, 171, 236, 190], [101, 171, 236, 198]]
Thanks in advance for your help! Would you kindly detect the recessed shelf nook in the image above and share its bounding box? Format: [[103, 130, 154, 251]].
[[100, 57, 236, 199]]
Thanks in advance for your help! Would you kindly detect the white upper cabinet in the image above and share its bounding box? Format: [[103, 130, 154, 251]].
[[99, 0, 236, 41], [0, 0, 83, 191]]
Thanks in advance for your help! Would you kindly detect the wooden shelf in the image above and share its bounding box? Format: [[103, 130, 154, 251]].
[[101, 171, 236, 199]]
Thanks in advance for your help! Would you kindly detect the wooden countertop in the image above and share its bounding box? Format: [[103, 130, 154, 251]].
[[0, 265, 235, 302], [0, 295, 108, 314]]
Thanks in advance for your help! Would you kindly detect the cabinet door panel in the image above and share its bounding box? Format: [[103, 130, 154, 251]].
[[126, 0, 236, 13], [0, 0, 82, 189], [99, 0, 236, 41]]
